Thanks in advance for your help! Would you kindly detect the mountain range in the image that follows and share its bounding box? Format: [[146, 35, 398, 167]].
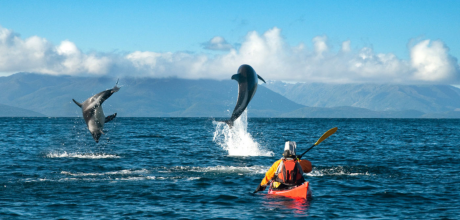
[[0, 73, 303, 117], [0, 103, 44, 117], [1, 73, 460, 118], [263, 81, 460, 114]]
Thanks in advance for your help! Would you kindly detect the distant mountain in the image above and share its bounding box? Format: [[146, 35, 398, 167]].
[[421, 111, 460, 118], [280, 106, 425, 118], [264, 81, 460, 113], [3, 73, 460, 118], [0, 103, 45, 117], [0, 73, 304, 117]]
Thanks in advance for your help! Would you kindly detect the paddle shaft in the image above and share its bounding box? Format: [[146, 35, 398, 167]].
[[298, 144, 316, 159], [298, 127, 337, 159]]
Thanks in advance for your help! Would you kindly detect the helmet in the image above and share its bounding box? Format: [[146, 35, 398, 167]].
[[283, 141, 297, 158]]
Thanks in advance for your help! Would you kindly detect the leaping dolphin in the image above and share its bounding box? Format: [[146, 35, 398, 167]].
[[225, 64, 265, 127], [72, 80, 120, 143]]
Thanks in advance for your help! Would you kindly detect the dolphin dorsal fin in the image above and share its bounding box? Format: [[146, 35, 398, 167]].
[[257, 74, 266, 83], [72, 99, 83, 108]]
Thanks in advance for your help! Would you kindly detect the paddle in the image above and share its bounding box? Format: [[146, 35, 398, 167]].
[[297, 127, 338, 159]]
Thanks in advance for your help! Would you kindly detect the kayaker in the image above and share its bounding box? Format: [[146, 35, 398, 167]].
[[254, 141, 312, 193]]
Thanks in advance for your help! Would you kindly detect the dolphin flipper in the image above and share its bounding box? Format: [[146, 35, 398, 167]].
[[105, 113, 117, 123], [72, 99, 83, 108], [231, 73, 241, 82], [257, 74, 266, 83]]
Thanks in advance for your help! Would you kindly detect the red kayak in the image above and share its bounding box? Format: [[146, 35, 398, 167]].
[[268, 182, 312, 199]]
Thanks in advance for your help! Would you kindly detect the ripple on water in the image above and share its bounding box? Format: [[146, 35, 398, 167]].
[[44, 151, 120, 159]]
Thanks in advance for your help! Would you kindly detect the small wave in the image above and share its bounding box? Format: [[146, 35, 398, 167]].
[[60, 166, 268, 179], [61, 169, 148, 176], [114, 177, 149, 181], [163, 165, 269, 174], [22, 175, 202, 183], [23, 177, 137, 182], [112, 176, 199, 181], [307, 166, 375, 177], [133, 135, 164, 138], [212, 110, 273, 156], [23, 177, 88, 182], [45, 151, 120, 159], [195, 165, 268, 174]]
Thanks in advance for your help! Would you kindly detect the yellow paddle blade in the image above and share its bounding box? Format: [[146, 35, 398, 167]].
[[314, 127, 338, 145]]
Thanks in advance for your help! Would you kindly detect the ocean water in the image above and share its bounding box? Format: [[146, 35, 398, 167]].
[[1, 114, 459, 219]]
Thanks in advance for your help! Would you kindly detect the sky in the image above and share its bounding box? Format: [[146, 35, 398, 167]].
[[0, 0, 459, 84]]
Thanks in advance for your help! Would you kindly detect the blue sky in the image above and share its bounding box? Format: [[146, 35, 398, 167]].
[[0, 0, 459, 83]]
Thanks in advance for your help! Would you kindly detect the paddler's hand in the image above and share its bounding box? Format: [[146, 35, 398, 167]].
[[253, 185, 266, 193]]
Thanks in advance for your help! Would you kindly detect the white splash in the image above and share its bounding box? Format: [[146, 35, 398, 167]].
[[45, 151, 120, 159], [213, 110, 273, 156]]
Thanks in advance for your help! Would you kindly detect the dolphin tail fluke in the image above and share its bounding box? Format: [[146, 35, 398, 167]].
[[105, 113, 117, 123], [257, 74, 266, 83], [72, 99, 83, 108], [112, 79, 120, 93]]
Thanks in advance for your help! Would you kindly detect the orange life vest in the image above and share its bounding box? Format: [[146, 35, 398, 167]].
[[273, 159, 305, 186]]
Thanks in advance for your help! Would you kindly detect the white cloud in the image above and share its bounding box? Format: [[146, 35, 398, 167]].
[[341, 40, 351, 53], [0, 27, 112, 76], [410, 40, 459, 82], [0, 25, 459, 83], [313, 36, 328, 57], [202, 36, 233, 51]]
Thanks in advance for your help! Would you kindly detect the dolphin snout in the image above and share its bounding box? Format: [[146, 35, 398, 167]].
[[91, 132, 102, 143]]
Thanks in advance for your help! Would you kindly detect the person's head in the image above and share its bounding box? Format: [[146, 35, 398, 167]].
[[283, 141, 297, 158]]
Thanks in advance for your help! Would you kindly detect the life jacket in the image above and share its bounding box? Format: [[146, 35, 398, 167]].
[[273, 158, 305, 187]]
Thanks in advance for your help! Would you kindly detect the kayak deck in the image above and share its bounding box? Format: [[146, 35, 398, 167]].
[[267, 182, 311, 199]]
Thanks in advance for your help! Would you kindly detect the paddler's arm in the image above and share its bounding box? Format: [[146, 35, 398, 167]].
[[298, 159, 312, 173], [260, 160, 282, 186], [254, 160, 281, 193]]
